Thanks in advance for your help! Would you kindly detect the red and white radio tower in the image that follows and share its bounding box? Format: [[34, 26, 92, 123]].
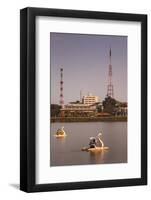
[[107, 48, 114, 98], [60, 68, 64, 108]]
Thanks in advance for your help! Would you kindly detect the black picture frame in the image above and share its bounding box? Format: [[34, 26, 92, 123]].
[[20, 7, 147, 192]]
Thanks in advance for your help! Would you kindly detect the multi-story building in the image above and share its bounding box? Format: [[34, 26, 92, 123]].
[[114, 102, 128, 116], [82, 94, 100, 105], [61, 103, 97, 117]]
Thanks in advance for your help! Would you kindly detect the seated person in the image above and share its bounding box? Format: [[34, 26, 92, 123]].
[[89, 137, 97, 148]]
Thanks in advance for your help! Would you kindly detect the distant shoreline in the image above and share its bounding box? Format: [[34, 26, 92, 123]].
[[51, 116, 127, 123]]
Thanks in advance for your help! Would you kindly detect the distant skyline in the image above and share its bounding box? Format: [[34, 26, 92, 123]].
[[50, 32, 127, 104]]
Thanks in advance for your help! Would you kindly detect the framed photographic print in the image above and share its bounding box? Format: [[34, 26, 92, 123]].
[[20, 7, 147, 192]]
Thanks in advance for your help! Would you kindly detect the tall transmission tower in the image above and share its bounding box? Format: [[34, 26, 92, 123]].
[[107, 48, 114, 98], [60, 68, 64, 108]]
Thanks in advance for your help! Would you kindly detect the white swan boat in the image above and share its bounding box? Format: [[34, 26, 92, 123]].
[[54, 126, 67, 138], [82, 133, 109, 152]]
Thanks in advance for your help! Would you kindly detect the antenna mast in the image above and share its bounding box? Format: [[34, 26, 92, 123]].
[[60, 68, 64, 108], [107, 48, 114, 98]]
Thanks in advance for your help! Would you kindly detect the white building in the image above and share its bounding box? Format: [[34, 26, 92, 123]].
[[82, 94, 100, 105], [61, 103, 97, 117], [63, 103, 96, 111]]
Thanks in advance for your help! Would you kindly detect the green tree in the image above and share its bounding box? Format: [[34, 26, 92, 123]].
[[102, 96, 117, 114], [51, 104, 61, 117]]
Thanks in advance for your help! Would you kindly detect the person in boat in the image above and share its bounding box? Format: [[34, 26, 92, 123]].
[[89, 137, 97, 148]]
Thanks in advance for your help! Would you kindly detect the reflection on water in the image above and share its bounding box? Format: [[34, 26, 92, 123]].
[[50, 122, 127, 166], [89, 151, 105, 164]]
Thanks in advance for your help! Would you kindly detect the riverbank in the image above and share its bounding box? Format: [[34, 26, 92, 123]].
[[51, 116, 127, 123]]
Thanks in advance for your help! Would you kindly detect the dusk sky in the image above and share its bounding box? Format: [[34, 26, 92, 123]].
[[50, 32, 127, 104]]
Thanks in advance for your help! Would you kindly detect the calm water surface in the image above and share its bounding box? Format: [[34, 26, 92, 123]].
[[50, 122, 127, 166]]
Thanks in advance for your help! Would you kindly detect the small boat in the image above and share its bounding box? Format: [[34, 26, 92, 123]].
[[54, 126, 67, 138], [82, 146, 109, 152], [82, 132, 109, 153]]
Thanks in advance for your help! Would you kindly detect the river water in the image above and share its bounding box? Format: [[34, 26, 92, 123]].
[[50, 122, 127, 166]]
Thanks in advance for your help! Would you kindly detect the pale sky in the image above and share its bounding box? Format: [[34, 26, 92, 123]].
[[50, 32, 127, 104]]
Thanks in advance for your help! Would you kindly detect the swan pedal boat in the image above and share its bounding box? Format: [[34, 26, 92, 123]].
[[81, 146, 109, 152], [54, 126, 67, 138], [54, 134, 67, 138]]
